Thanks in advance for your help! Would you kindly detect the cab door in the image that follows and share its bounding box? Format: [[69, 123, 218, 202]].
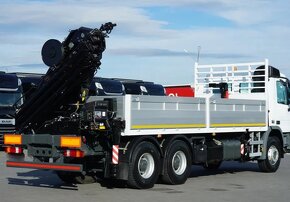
[[269, 78, 290, 132]]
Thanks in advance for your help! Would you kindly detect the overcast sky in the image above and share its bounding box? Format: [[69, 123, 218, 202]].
[[0, 0, 290, 85]]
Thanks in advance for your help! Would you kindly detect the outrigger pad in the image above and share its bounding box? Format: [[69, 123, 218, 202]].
[[41, 39, 64, 67]]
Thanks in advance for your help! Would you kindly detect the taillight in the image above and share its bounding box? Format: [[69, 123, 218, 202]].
[[63, 149, 84, 158], [5, 146, 23, 154]]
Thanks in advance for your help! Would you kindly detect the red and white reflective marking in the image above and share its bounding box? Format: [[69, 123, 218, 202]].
[[240, 144, 245, 155], [65, 150, 71, 156], [112, 145, 119, 164], [15, 147, 22, 154]]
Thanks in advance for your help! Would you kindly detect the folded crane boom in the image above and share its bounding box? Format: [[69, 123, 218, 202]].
[[16, 23, 116, 133]]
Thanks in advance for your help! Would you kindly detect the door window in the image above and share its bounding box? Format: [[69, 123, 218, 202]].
[[276, 81, 287, 105]]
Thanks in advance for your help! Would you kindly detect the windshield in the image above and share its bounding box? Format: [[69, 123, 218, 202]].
[[101, 80, 124, 94], [0, 91, 22, 107], [144, 84, 165, 96], [123, 83, 142, 95], [0, 74, 18, 89]]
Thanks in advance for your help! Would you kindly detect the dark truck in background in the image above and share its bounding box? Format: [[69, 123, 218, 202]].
[[91, 77, 166, 96], [15, 73, 43, 101], [90, 77, 125, 96], [116, 79, 165, 96], [0, 72, 43, 149], [0, 73, 22, 148]]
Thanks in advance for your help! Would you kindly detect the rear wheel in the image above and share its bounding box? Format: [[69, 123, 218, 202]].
[[162, 140, 192, 185], [258, 136, 281, 172], [127, 141, 160, 189]]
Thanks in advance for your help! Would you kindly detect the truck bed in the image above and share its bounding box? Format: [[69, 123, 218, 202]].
[[88, 95, 266, 136]]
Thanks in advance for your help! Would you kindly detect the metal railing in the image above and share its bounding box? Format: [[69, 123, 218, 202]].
[[194, 59, 268, 96]]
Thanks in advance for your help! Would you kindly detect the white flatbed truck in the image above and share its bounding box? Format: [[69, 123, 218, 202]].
[[4, 58, 290, 188]]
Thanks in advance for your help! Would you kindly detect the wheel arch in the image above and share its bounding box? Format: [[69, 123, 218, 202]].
[[260, 126, 284, 159]]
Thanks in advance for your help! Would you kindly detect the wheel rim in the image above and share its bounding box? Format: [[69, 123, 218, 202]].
[[171, 151, 187, 175], [138, 153, 155, 179], [268, 145, 279, 166]]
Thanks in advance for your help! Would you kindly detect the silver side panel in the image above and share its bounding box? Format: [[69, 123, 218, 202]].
[[130, 96, 206, 129], [209, 98, 266, 127], [88, 95, 267, 136]]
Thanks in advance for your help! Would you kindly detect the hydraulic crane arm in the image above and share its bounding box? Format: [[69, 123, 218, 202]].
[[16, 22, 116, 133]]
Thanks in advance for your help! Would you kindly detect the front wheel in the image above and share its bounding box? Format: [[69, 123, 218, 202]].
[[127, 141, 160, 189], [258, 137, 282, 172]]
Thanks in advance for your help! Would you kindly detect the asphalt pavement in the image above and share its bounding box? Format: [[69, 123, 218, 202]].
[[0, 152, 289, 202]]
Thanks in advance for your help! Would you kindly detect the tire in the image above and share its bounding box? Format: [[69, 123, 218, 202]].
[[161, 140, 192, 185], [258, 136, 282, 173], [127, 141, 160, 189], [56, 171, 96, 184], [203, 160, 222, 170]]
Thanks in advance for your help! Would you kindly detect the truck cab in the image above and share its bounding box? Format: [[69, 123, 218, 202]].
[[120, 80, 165, 96], [14, 73, 43, 101], [0, 73, 22, 148], [90, 77, 125, 96], [268, 72, 290, 133]]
